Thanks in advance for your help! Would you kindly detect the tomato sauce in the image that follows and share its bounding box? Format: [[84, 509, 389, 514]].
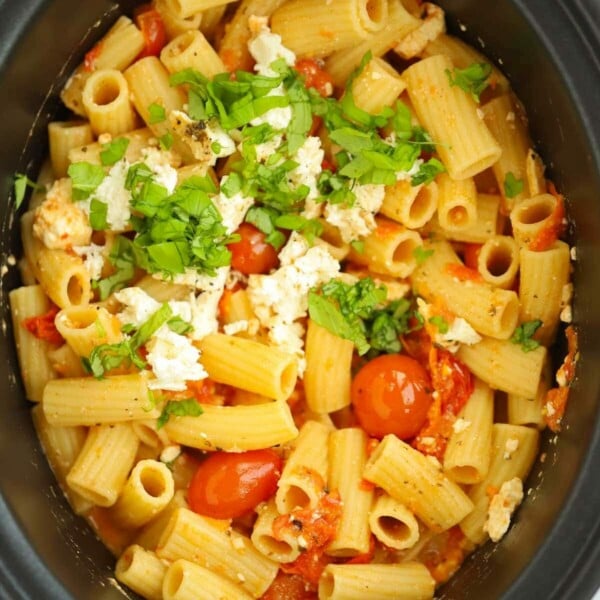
[[445, 262, 484, 283], [22, 304, 63, 346], [528, 183, 566, 252]]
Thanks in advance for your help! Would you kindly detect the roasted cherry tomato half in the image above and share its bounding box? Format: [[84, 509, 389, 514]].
[[351, 354, 433, 439], [228, 222, 279, 274], [135, 7, 167, 58], [188, 448, 282, 519], [294, 59, 334, 97]]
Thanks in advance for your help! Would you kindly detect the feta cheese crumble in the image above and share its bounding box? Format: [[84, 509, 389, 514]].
[[247, 232, 340, 373], [33, 179, 92, 250], [324, 184, 386, 243], [72, 243, 106, 280], [484, 477, 524, 542]]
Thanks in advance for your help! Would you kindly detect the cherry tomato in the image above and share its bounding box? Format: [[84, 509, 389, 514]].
[[188, 449, 282, 519], [294, 59, 334, 97], [351, 354, 433, 440], [135, 8, 167, 58], [228, 223, 279, 274]]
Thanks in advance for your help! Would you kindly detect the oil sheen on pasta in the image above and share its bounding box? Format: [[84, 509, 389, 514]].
[[10, 1, 578, 599]]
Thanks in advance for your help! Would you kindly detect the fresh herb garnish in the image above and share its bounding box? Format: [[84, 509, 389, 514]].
[[159, 132, 174, 150], [504, 172, 524, 199], [13, 174, 41, 209], [89, 198, 109, 230], [429, 315, 449, 334], [412, 158, 446, 186], [82, 303, 180, 378], [413, 246, 434, 265], [308, 277, 413, 355], [510, 319, 542, 352], [67, 162, 106, 200], [157, 399, 203, 429], [100, 138, 130, 166], [445, 62, 493, 103], [148, 102, 167, 124]]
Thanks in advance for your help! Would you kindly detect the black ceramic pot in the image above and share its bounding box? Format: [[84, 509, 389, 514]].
[[1, 1, 599, 598]]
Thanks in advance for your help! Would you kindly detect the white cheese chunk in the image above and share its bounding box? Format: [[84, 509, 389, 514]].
[[248, 23, 296, 77], [90, 159, 132, 231], [146, 326, 207, 391], [72, 243, 105, 280], [484, 477, 524, 542], [33, 179, 92, 250], [141, 147, 179, 193], [324, 184, 385, 243], [214, 176, 254, 234], [247, 232, 340, 374]]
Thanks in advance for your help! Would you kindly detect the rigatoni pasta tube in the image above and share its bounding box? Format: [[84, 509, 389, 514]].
[[477, 235, 520, 290], [363, 434, 474, 532], [460, 424, 539, 544], [326, 428, 373, 556], [157, 507, 278, 597], [9, 285, 57, 402], [304, 320, 353, 414], [271, 0, 387, 58], [61, 16, 145, 116], [196, 333, 297, 401], [154, 0, 203, 40], [380, 179, 438, 229], [67, 423, 139, 507], [351, 57, 406, 115], [160, 30, 225, 79], [481, 94, 531, 207], [135, 489, 189, 550], [319, 563, 436, 600], [124, 56, 185, 139], [82, 69, 138, 137], [21, 211, 91, 308], [48, 121, 93, 178], [115, 545, 167, 600], [251, 500, 301, 563], [519, 241, 571, 345], [43, 373, 158, 427], [111, 460, 175, 529], [348, 217, 423, 278], [443, 379, 494, 484], [507, 360, 551, 429], [368, 493, 420, 550], [425, 193, 501, 244], [403, 54, 502, 180], [457, 336, 547, 399], [325, 1, 420, 87], [55, 304, 122, 358], [167, 0, 236, 19], [276, 420, 329, 513], [411, 240, 519, 339], [436, 172, 478, 232], [164, 400, 298, 451], [510, 194, 560, 248], [31, 406, 92, 514], [162, 559, 252, 600]]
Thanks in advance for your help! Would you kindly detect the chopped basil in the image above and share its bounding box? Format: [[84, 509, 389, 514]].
[[411, 158, 445, 186], [413, 246, 434, 265], [67, 162, 106, 200], [504, 172, 524, 199], [159, 132, 174, 150], [511, 320, 543, 352], [89, 198, 109, 230], [445, 62, 493, 103], [429, 315, 449, 334], [157, 399, 203, 429], [13, 173, 41, 209], [148, 102, 167, 125], [100, 138, 130, 166]]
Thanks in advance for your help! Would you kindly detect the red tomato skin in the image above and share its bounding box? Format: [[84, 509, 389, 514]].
[[351, 354, 433, 440], [188, 449, 282, 519], [135, 9, 167, 58], [463, 243, 482, 270], [294, 59, 334, 97], [228, 223, 279, 274]]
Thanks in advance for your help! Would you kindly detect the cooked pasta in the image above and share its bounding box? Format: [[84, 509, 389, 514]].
[[8, 3, 577, 599]]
